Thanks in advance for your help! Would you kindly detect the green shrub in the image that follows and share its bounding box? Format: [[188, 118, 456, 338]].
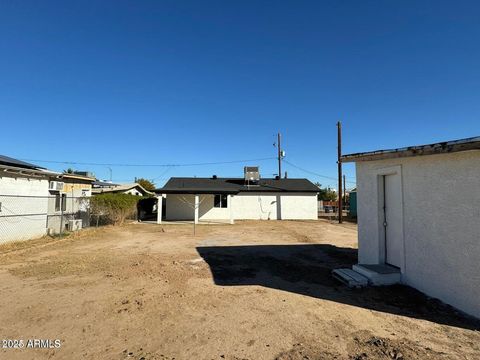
[[90, 193, 141, 225]]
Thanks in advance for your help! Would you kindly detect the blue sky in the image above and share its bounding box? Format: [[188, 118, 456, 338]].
[[1, 1, 479, 189]]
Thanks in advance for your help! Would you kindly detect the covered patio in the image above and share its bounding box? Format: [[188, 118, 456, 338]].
[[155, 192, 236, 225]]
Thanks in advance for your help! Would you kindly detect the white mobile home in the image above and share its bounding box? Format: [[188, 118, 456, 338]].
[[154, 168, 319, 223], [341, 137, 480, 319]]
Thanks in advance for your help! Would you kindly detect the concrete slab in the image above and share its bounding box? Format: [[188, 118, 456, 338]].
[[332, 268, 369, 288], [353, 264, 401, 286]]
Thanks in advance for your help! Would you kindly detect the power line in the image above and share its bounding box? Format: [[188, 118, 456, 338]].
[[283, 159, 356, 185], [151, 166, 173, 181], [19, 157, 277, 168]]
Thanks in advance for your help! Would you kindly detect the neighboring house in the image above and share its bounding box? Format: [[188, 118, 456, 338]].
[[0, 155, 59, 243], [47, 173, 95, 234], [92, 182, 152, 196], [154, 167, 319, 223], [0, 155, 96, 242], [340, 136, 480, 318]]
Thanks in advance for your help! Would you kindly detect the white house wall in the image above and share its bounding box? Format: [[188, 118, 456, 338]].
[[356, 150, 480, 318], [165, 193, 317, 221], [198, 195, 230, 220], [0, 174, 49, 243], [231, 193, 279, 220], [278, 194, 318, 220]]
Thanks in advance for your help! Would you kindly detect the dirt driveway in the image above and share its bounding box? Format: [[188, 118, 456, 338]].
[[0, 220, 478, 360]]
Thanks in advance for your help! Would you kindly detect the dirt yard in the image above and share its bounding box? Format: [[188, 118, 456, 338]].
[[0, 220, 478, 360]]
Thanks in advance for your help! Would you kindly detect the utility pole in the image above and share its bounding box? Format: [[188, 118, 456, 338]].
[[277, 132, 282, 178], [337, 121, 343, 224]]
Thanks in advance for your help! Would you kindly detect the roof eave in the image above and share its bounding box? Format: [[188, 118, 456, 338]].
[[0, 164, 61, 178], [60, 174, 95, 182], [153, 189, 240, 195], [342, 137, 480, 163]]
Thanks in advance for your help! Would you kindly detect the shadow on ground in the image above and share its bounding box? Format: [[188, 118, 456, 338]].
[[197, 244, 480, 331]]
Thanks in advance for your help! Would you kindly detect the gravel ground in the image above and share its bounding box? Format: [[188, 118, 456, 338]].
[[0, 220, 478, 360]]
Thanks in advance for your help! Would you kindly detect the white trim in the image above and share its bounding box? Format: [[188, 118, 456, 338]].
[[228, 194, 234, 224], [157, 195, 163, 224], [194, 195, 199, 224]]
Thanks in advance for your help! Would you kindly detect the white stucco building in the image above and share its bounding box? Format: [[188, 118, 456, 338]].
[[0, 155, 58, 243], [154, 168, 319, 223], [341, 137, 480, 319], [0, 155, 95, 243]]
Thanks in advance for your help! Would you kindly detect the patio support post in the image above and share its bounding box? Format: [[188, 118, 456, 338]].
[[229, 194, 234, 224], [194, 195, 199, 224], [156, 194, 163, 224]]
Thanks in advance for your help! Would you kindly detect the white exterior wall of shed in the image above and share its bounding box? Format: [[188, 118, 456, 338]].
[[165, 193, 317, 221], [355, 150, 480, 318], [0, 174, 49, 243]]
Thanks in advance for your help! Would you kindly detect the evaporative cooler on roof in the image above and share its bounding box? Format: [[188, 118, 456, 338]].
[[244, 166, 260, 184]]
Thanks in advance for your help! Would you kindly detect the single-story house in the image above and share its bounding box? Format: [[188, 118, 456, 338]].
[[340, 136, 480, 318], [0, 155, 58, 243], [92, 182, 152, 196], [153, 167, 319, 223]]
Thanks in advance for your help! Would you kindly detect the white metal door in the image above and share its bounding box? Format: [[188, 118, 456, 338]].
[[383, 174, 403, 268]]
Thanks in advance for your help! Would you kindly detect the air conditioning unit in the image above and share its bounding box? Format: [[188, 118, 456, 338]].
[[244, 166, 260, 182], [49, 181, 64, 191], [67, 219, 82, 231]]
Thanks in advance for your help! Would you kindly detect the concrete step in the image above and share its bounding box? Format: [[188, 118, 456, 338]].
[[352, 264, 401, 286], [332, 268, 369, 288]]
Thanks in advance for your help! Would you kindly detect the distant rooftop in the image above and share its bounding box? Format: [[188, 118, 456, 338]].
[[92, 180, 121, 187], [341, 136, 480, 163], [92, 183, 153, 195]]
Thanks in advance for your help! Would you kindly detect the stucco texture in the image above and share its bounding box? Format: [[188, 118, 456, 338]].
[[165, 193, 317, 221], [0, 174, 49, 243], [355, 150, 480, 318]]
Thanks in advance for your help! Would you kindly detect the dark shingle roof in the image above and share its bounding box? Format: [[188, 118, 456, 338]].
[[0, 155, 45, 170], [155, 177, 319, 194]]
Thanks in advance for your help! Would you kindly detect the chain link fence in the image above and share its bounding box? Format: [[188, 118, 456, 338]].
[[0, 194, 91, 244]]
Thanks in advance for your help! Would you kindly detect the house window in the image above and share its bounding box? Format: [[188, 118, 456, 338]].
[[214, 194, 228, 208], [61, 194, 67, 212], [55, 194, 61, 211]]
